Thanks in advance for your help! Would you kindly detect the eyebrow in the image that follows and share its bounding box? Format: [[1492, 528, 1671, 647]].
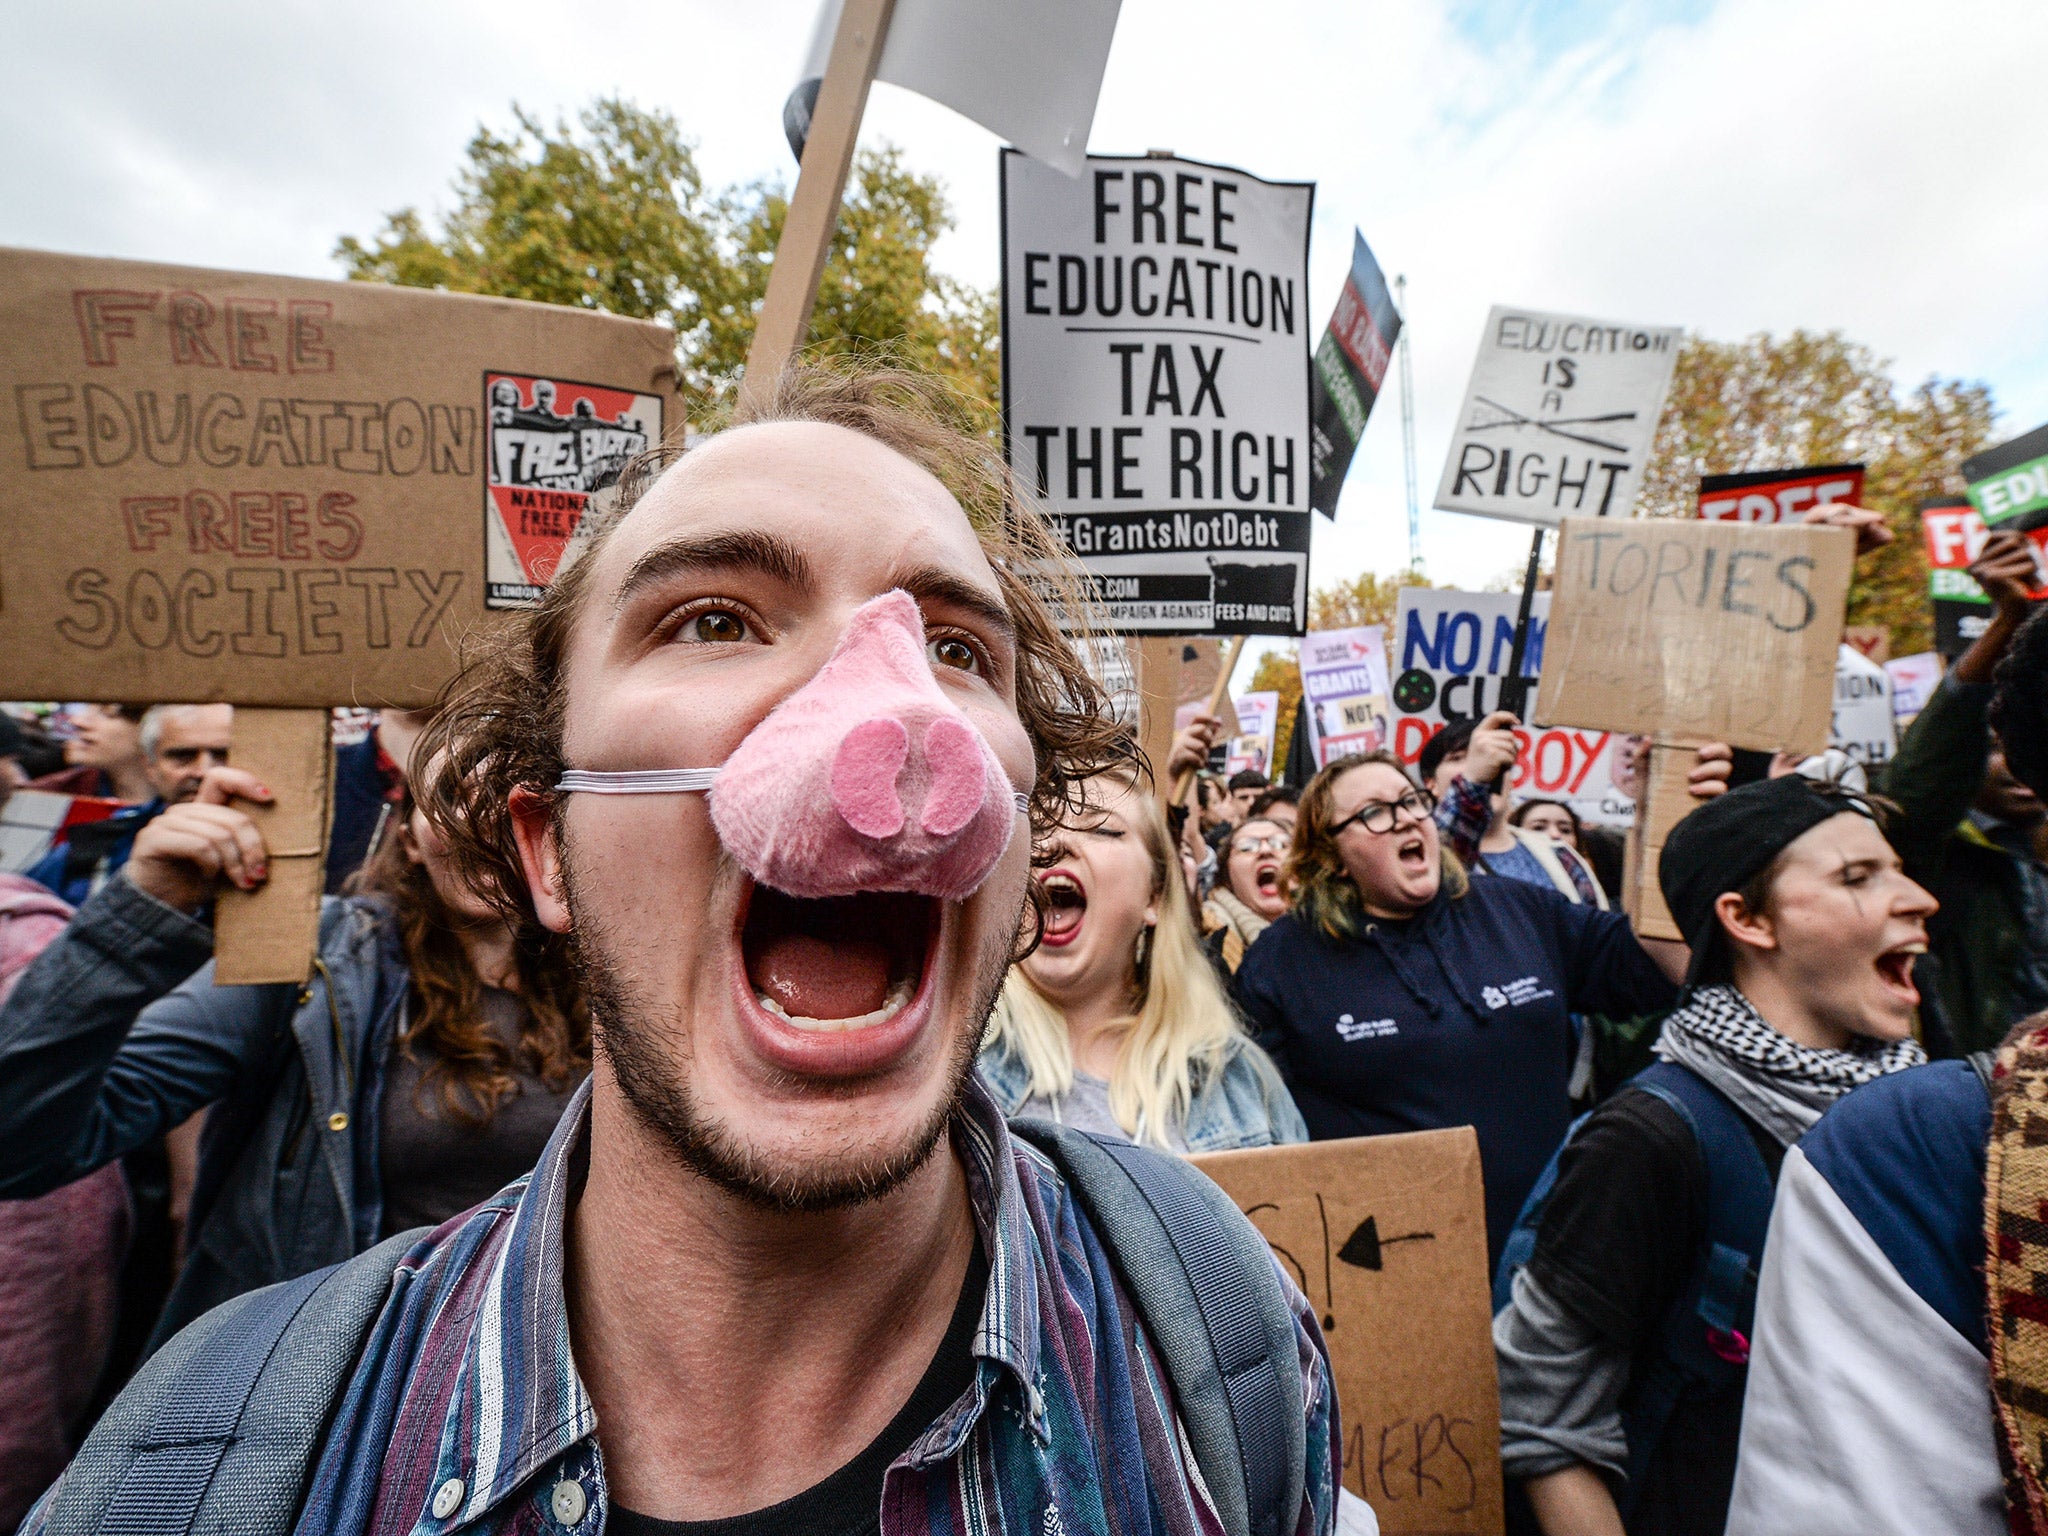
[[612, 530, 814, 615], [888, 564, 1016, 646]]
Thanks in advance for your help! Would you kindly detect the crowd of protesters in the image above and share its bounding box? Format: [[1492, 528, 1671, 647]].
[[0, 363, 2043, 1536]]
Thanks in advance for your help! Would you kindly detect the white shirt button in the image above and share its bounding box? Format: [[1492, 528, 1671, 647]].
[[549, 1480, 588, 1526], [431, 1478, 465, 1520]]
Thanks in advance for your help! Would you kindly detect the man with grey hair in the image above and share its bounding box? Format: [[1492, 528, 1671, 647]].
[[24, 705, 231, 906]]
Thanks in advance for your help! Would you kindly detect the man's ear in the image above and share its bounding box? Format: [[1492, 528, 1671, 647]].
[[510, 786, 571, 933], [1714, 890, 1775, 955]]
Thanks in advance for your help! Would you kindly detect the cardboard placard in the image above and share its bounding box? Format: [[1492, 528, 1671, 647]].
[[0, 247, 678, 707], [212, 707, 333, 985], [1534, 517, 1854, 755], [1620, 739, 1697, 942], [1192, 1129, 1504, 1536], [1001, 150, 1315, 636]]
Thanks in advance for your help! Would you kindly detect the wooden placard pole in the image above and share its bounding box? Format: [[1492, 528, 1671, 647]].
[[740, 0, 897, 402], [214, 708, 335, 986], [1171, 635, 1247, 806]]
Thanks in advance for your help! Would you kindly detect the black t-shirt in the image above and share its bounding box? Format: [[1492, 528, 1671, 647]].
[[1525, 1087, 1783, 1536], [378, 988, 583, 1237], [606, 1242, 988, 1536]]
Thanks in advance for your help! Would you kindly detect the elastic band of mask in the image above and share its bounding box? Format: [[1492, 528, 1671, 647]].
[[555, 768, 722, 794], [557, 766, 1031, 815]]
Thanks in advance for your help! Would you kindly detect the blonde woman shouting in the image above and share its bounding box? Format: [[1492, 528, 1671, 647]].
[[980, 768, 1306, 1153]]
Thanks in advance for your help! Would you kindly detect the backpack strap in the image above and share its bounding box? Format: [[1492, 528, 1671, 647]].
[[1614, 1062, 1776, 1512], [40, 1228, 423, 1536], [1969, 1048, 1998, 1098], [1008, 1119, 1306, 1536]]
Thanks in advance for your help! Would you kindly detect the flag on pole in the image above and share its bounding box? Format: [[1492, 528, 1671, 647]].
[[1309, 231, 1402, 519], [786, 0, 1123, 177]]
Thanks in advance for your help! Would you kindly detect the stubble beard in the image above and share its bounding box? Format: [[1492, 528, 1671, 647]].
[[562, 849, 1014, 1214]]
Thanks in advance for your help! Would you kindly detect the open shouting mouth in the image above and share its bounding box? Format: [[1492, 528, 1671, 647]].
[[1038, 868, 1086, 948], [1394, 829, 1430, 876], [734, 882, 942, 1075], [1872, 937, 1926, 1006]]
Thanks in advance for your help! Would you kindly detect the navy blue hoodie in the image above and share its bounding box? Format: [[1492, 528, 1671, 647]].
[[1233, 877, 1676, 1263]]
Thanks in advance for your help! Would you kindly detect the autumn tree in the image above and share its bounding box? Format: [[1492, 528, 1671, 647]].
[[336, 98, 998, 427], [1639, 330, 1996, 655], [1247, 568, 1434, 757]]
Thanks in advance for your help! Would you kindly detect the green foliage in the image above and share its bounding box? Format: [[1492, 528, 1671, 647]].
[[336, 99, 998, 427], [1639, 330, 1997, 656]]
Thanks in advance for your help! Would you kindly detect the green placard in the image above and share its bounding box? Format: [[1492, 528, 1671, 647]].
[[1965, 422, 2048, 526]]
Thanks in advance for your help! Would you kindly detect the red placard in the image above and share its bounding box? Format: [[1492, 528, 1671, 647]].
[[1921, 500, 2048, 595], [1697, 464, 1864, 525]]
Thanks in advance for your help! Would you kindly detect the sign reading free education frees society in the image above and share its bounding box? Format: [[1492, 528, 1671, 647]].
[[1000, 150, 1314, 636], [0, 248, 677, 707], [1434, 308, 1681, 527]]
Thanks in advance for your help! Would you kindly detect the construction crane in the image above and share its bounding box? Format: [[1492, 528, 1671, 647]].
[[1395, 274, 1423, 577]]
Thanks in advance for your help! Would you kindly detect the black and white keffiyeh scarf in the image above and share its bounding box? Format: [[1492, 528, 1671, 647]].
[[1651, 983, 1926, 1147]]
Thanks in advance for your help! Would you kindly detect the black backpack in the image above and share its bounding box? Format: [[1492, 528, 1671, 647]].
[[33, 1123, 1306, 1536]]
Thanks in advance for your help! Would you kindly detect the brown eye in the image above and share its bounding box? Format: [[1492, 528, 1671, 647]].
[[929, 636, 979, 673], [691, 610, 749, 644]]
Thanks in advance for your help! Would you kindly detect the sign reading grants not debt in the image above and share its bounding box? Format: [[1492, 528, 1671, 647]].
[[0, 248, 677, 707], [1000, 150, 1314, 635]]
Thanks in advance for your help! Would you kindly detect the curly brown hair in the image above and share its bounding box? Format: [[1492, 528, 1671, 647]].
[[348, 786, 590, 1127], [413, 361, 1142, 940], [1287, 750, 1467, 942]]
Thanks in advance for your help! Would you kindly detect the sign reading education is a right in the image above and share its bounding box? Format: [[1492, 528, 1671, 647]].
[[1434, 307, 1681, 527]]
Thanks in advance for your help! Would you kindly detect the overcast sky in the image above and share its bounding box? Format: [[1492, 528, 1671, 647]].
[[7, 0, 2043, 596]]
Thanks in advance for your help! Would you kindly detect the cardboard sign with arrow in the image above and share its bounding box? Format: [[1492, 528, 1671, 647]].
[[1193, 1127, 1503, 1535]]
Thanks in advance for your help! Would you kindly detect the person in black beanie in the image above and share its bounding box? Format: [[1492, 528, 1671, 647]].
[[1494, 775, 1937, 1536]]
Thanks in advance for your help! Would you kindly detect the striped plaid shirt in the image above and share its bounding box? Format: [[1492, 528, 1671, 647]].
[[290, 1076, 1339, 1536]]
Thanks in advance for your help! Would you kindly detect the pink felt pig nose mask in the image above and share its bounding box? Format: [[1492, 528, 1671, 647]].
[[556, 589, 1028, 901]]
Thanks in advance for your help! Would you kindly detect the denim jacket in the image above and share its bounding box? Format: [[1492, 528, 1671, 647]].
[[0, 877, 408, 1347], [977, 1031, 1309, 1153]]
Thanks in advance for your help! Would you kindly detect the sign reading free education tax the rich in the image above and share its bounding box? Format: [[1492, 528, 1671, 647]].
[[1001, 150, 1314, 636], [0, 248, 678, 706], [1434, 307, 1681, 528]]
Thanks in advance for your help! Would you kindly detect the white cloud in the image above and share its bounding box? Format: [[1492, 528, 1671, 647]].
[[5, 0, 2043, 600]]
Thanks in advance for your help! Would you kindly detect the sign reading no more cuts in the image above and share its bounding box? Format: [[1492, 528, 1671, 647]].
[[1434, 306, 1681, 528], [1001, 149, 1314, 635]]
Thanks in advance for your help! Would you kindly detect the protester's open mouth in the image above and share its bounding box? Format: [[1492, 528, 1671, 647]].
[[1873, 939, 1926, 1004], [740, 885, 936, 1032], [1038, 869, 1086, 948], [1254, 860, 1282, 894], [1395, 833, 1429, 874]]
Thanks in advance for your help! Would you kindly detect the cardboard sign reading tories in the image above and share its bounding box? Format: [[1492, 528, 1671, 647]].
[[1001, 150, 1314, 635], [1434, 307, 1681, 528], [0, 248, 678, 706], [1535, 516, 1854, 754]]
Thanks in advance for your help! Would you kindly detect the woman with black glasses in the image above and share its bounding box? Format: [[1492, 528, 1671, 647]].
[[1231, 751, 1678, 1265]]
